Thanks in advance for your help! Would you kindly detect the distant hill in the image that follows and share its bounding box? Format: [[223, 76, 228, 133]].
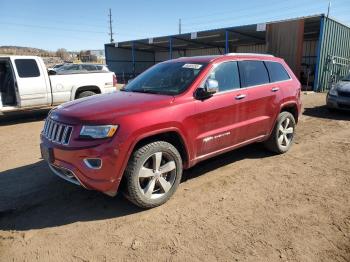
[[0, 46, 56, 57], [0, 46, 70, 67], [0, 46, 102, 67]]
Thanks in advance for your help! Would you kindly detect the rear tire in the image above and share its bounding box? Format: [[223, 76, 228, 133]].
[[76, 90, 96, 99], [264, 111, 296, 154], [124, 141, 183, 208]]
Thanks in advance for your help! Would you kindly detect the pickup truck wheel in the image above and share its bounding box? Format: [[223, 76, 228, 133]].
[[124, 141, 183, 208], [76, 90, 96, 99], [264, 111, 296, 154]]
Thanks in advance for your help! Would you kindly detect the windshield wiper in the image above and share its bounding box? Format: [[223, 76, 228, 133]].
[[130, 89, 164, 94]]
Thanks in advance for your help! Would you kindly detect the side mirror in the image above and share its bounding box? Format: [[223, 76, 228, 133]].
[[205, 79, 219, 95], [195, 79, 219, 100], [48, 70, 56, 75]]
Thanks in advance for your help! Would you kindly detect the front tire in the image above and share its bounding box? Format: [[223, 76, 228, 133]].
[[264, 112, 296, 154], [124, 141, 183, 208]]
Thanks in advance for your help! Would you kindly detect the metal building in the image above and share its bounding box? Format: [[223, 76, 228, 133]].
[[105, 14, 350, 91]]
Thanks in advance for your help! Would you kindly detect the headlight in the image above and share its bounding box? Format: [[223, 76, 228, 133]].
[[329, 86, 338, 96], [80, 125, 118, 139]]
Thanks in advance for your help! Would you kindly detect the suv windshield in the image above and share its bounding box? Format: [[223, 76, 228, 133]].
[[124, 62, 207, 95]]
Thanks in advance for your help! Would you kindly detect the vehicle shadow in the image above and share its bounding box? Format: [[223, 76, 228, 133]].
[[182, 143, 274, 182], [0, 109, 50, 126], [0, 161, 142, 231], [303, 105, 350, 121], [0, 144, 274, 231]]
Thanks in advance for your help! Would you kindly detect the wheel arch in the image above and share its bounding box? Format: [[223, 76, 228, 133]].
[[267, 102, 300, 138], [72, 85, 101, 99], [279, 102, 299, 123], [117, 128, 190, 194], [126, 128, 191, 170]]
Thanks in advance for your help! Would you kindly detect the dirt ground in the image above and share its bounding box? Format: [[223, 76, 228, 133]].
[[0, 93, 349, 262]]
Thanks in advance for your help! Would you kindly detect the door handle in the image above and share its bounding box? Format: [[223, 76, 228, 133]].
[[235, 94, 246, 100], [271, 87, 280, 92]]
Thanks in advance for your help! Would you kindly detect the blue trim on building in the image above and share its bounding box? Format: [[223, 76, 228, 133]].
[[169, 37, 173, 60], [225, 30, 229, 54], [104, 44, 109, 63], [314, 15, 325, 91], [131, 41, 135, 75]]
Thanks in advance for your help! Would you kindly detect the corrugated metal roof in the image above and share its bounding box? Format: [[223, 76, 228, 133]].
[[106, 15, 325, 53]]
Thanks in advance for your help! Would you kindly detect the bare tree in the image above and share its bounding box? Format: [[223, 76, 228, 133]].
[[56, 48, 70, 61]]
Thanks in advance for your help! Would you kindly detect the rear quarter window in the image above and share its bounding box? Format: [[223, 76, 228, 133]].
[[238, 61, 269, 88], [82, 65, 97, 71], [15, 59, 40, 78], [265, 61, 291, 82]]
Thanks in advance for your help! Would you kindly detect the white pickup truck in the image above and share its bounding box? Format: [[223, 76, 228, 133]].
[[0, 56, 117, 114]]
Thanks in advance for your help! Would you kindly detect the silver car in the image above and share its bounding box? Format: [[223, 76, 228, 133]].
[[55, 64, 110, 75], [327, 74, 350, 111]]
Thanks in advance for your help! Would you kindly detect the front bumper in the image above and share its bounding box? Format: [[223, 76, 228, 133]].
[[41, 136, 127, 196], [49, 164, 83, 187], [326, 94, 350, 111]]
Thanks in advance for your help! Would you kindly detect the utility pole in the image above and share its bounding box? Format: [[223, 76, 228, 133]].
[[178, 18, 182, 34], [327, 1, 331, 18], [108, 8, 114, 43]]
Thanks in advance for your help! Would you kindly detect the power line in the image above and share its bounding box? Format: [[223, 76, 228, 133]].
[[0, 21, 106, 34], [181, 0, 286, 22], [0, 28, 105, 43], [0, 21, 146, 39], [0, 16, 108, 30], [0, 15, 173, 35], [181, 0, 331, 23], [1, 4, 108, 23], [182, 1, 328, 28]]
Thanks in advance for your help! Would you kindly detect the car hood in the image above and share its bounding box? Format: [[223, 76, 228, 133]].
[[51, 91, 175, 124], [335, 81, 350, 91]]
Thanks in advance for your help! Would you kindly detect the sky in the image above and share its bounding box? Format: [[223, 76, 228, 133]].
[[1, 0, 350, 51]]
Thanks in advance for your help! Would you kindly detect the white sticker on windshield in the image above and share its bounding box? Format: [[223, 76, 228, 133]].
[[182, 64, 203, 69]]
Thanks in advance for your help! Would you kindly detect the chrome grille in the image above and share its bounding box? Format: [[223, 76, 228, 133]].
[[42, 118, 73, 145]]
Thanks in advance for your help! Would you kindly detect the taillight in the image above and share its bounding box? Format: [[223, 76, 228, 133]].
[[113, 74, 117, 87]]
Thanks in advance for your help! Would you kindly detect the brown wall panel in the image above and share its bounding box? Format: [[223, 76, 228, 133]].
[[267, 19, 305, 78]]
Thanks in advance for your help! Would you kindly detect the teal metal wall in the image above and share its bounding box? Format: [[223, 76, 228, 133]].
[[314, 16, 350, 92]]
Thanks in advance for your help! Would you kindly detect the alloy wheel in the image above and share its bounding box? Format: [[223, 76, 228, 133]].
[[138, 152, 177, 199], [278, 117, 294, 148]]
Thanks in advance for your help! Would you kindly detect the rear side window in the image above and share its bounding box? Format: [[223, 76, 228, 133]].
[[238, 61, 269, 88], [265, 61, 290, 82], [15, 59, 40, 78], [66, 65, 80, 70], [208, 61, 240, 92], [82, 65, 97, 71]]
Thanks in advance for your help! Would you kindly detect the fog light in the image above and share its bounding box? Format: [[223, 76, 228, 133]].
[[83, 158, 102, 169]]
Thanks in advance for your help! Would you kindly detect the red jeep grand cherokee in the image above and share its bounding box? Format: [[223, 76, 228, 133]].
[[40, 53, 301, 208]]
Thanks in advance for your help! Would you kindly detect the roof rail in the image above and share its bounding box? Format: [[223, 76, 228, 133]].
[[225, 53, 274, 57]]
